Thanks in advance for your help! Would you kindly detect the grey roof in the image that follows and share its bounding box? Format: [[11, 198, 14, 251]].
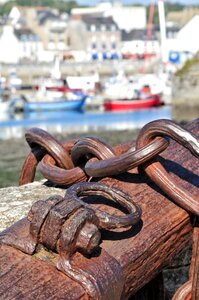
[[14, 28, 40, 41], [81, 15, 119, 31], [37, 10, 59, 25], [121, 29, 158, 41]]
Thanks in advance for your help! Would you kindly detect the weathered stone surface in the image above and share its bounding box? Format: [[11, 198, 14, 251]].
[[0, 180, 64, 232]]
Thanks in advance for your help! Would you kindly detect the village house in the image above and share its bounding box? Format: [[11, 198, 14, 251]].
[[71, 2, 147, 32], [121, 28, 160, 59], [165, 13, 199, 66], [4, 6, 69, 62], [0, 24, 46, 63], [80, 15, 121, 60]]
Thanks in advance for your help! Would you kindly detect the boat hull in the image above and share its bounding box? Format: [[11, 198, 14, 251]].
[[104, 96, 161, 111], [23, 98, 86, 112]]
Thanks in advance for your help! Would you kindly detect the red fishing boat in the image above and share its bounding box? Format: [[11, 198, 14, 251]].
[[103, 94, 161, 111]]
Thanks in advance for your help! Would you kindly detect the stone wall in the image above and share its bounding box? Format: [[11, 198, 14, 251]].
[[172, 54, 199, 108]]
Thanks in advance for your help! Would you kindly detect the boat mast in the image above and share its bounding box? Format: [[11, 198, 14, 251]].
[[141, 0, 155, 73], [158, 0, 167, 68]]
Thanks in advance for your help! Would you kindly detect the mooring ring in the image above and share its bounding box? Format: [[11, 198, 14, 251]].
[[65, 182, 142, 229], [136, 119, 199, 216], [39, 153, 88, 185], [25, 127, 74, 169], [19, 129, 76, 185], [71, 136, 115, 166]]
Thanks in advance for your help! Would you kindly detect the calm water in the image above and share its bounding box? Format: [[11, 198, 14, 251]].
[[0, 105, 171, 140]]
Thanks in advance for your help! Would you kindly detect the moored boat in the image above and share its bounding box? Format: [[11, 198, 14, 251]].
[[103, 95, 161, 111], [9, 92, 87, 112], [24, 97, 86, 112]]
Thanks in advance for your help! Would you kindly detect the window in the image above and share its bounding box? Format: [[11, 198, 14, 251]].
[[91, 42, 97, 49], [101, 25, 106, 32], [90, 25, 96, 32], [111, 25, 116, 31], [111, 42, 116, 49]]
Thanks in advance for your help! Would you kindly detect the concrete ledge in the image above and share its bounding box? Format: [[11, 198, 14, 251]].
[[0, 180, 64, 232]]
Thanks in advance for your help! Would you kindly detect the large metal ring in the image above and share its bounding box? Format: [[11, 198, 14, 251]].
[[71, 136, 115, 166], [25, 127, 73, 169], [65, 182, 142, 229], [172, 280, 192, 300], [19, 128, 74, 185], [39, 153, 88, 185], [136, 119, 199, 216], [84, 138, 169, 177]]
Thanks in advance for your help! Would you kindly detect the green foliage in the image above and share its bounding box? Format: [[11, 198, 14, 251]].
[[0, 0, 78, 15], [175, 55, 199, 77], [0, 1, 16, 16]]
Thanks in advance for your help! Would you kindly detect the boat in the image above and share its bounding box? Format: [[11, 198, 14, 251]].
[[0, 99, 10, 114], [24, 97, 87, 112], [9, 92, 87, 112], [103, 94, 161, 111]]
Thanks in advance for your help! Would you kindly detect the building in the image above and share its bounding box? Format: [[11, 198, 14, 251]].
[[81, 15, 121, 60], [71, 2, 147, 32], [121, 29, 160, 58], [164, 15, 199, 67], [0, 25, 20, 63], [0, 24, 46, 63], [167, 7, 199, 28], [177, 15, 199, 54], [14, 28, 43, 62], [7, 6, 69, 61]]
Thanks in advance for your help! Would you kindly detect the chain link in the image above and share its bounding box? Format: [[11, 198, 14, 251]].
[[19, 118, 199, 298]]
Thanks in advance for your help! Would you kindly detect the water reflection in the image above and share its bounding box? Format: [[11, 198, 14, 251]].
[[0, 105, 171, 140]]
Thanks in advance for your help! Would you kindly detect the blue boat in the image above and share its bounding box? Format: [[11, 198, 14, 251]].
[[9, 92, 87, 112]]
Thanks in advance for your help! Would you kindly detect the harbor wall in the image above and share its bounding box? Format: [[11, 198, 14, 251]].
[[172, 53, 199, 108], [0, 58, 158, 83]]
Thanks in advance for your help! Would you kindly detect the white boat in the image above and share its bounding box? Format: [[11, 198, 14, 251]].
[[104, 71, 168, 103], [0, 100, 10, 114]]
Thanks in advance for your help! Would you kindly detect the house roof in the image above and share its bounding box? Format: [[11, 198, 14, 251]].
[[121, 29, 158, 41], [37, 9, 60, 25], [81, 15, 119, 31], [14, 28, 40, 41]]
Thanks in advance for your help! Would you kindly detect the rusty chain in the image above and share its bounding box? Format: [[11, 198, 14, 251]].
[[17, 118, 199, 299]]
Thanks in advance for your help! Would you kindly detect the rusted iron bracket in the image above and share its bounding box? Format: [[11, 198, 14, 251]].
[[0, 182, 141, 299]]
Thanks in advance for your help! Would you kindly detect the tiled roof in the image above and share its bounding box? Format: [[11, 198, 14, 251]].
[[81, 15, 119, 31]]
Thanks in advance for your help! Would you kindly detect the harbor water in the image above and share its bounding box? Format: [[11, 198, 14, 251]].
[[0, 105, 171, 140]]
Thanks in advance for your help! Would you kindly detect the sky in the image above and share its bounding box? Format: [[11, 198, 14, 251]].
[[76, 0, 199, 5]]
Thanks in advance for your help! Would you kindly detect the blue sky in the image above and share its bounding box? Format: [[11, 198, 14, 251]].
[[76, 0, 199, 5]]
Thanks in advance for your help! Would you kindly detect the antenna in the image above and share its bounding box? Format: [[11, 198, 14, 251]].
[[158, 0, 167, 67], [141, 0, 155, 73]]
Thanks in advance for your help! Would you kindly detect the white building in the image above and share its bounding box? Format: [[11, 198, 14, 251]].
[[121, 29, 160, 58], [71, 3, 146, 32], [105, 6, 146, 32], [166, 15, 199, 55], [0, 25, 53, 63], [177, 15, 199, 54], [0, 25, 20, 63]]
